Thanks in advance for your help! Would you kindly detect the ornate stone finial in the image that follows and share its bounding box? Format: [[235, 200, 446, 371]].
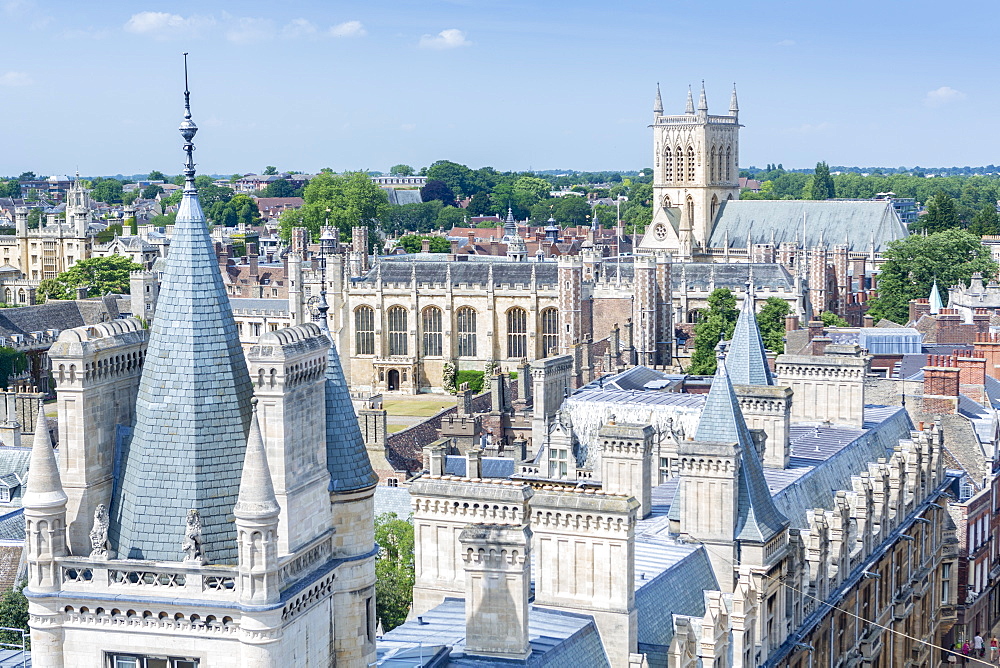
[[653, 82, 663, 114], [685, 85, 695, 114], [89, 503, 111, 560], [179, 53, 198, 193], [698, 80, 708, 112], [730, 83, 739, 115], [182, 508, 206, 564]]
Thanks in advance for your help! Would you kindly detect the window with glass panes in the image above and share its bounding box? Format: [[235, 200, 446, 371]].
[[457, 307, 477, 357], [507, 307, 527, 359], [387, 306, 408, 356], [541, 308, 559, 357], [422, 307, 443, 356], [355, 306, 375, 355]]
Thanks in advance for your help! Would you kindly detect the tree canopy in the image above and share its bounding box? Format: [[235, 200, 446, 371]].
[[867, 229, 999, 323], [911, 191, 959, 233], [968, 203, 1000, 236], [263, 165, 278, 175], [389, 164, 414, 176], [0, 581, 28, 647], [397, 234, 450, 253], [809, 161, 836, 200], [90, 178, 124, 204], [278, 171, 389, 241], [147, 170, 166, 182], [420, 179, 456, 207], [374, 513, 414, 632], [38, 255, 144, 300], [687, 288, 739, 375], [260, 178, 296, 198], [756, 297, 791, 353], [0, 180, 20, 198], [141, 184, 163, 200]]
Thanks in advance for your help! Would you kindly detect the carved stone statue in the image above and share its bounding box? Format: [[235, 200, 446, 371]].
[[182, 508, 206, 564], [88, 504, 110, 560]]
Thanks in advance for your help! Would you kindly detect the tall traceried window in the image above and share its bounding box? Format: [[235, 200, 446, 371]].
[[676, 146, 684, 181], [663, 147, 673, 182], [507, 307, 527, 359], [709, 146, 717, 182], [726, 146, 733, 181], [687, 146, 695, 182], [355, 306, 375, 355], [457, 307, 477, 357], [422, 306, 442, 357], [387, 306, 408, 356], [541, 308, 559, 357]]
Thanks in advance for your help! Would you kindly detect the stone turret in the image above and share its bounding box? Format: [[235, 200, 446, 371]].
[[599, 422, 654, 518], [23, 406, 67, 592], [235, 401, 281, 603], [23, 406, 67, 667]]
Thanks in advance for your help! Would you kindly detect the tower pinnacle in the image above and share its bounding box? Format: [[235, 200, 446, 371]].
[[654, 82, 663, 114], [698, 80, 708, 112], [179, 52, 198, 192], [685, 85, 695, 114], [729, 83, 739, 115]]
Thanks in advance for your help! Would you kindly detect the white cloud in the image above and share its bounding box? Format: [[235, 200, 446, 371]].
[[0, 71, 31, 86], [330, 20, 366, 38], [776, 39, 795, 46], [226, 17, 273, 44], [282, 18, 317, 39], [124, 11, 213, 38], [924, 86, 966, 107], [419, 28, 471, 50]]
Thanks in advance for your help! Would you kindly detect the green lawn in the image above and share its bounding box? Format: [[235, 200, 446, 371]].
[[386, 424, 408, 434], [382, 397, 454, 417]]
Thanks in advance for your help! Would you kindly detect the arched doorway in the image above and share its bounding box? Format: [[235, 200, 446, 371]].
[[387, 369, 400, 391]]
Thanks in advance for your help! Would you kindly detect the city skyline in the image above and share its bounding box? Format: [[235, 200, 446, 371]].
[[0, 0, 995, 176]]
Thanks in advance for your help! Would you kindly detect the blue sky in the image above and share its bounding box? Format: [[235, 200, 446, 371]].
[[0, 0, 995, 176]]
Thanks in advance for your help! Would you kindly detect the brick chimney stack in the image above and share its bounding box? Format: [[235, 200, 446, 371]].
[[973, 333, 1000, 381], [922, 354, 960, 414], [956, 353, 987, 404], [908, 298, 930, 324]]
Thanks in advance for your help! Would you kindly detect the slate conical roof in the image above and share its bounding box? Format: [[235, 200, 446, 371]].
[[22, 406, 66, 511], [726, 288, 773, 386], [694, 359, 787, 544], [316, 275, 378, 494], [234, 400, 279, 521], [109, 78, 253, 562]]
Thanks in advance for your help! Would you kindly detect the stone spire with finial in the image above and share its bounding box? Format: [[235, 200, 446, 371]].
[[234, 398, 280, 521], [698, 80, 708, 112], [109, 53, 254, 563], [685, 85, 695, 114], [654, 82, 663, 114], [23, 402, 66, 512], [729, 83, 739, 116]]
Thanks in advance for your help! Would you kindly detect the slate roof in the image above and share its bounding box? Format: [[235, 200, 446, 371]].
[[444, 456, 516, 479], [374, 485, 413, 519], [634, 539, 718, 653], [708, 200, 907, 252], [110, 173, 254, 563], [377, 598, 610, 667], [693, 360, 788, 543], [726, 290, 773, 386], [0, 300, 101, 339], [0, 508, 24, 542], [324, 330, 378, 493]]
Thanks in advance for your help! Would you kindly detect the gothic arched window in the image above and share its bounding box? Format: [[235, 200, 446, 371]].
[[541, 308, 559, 357], [421, 306, 442, 357], [507, 307, 527, 359], [355, 306, 375, 355], [726, 146, 733, 181], [709, 146, 717, 182], [686, 196, 694, 229], [663, 146, 673, 183], [457, 307, 477, 357], [387, 306, 408, 356], [687, 146, 695, 182], [676, 146, 684, 181], [711, 195, 720, 223]]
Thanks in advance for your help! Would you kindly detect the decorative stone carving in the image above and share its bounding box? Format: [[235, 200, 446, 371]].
[[182, 508, 206, 564], [88, 504, 110, 560]]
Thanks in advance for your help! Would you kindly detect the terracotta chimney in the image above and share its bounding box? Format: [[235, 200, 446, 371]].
[[922, 355, 960, 414]]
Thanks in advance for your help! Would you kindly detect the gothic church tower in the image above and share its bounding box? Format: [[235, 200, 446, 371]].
[[646, 83, 741, 259]]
